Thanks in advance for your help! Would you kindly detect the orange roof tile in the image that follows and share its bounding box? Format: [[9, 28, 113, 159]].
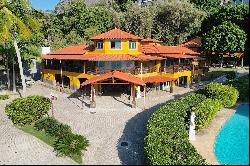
[[143, 76, 176, 83], [141, 38, 162, 43], [41, 54, 85, 60], [159, 54, 199, 59], [140, 45, 200, 55], [180, 37, 201, 48], [82, 71, 145, 86], [90, 28, 143, 40], [81, 53, 163, 61]]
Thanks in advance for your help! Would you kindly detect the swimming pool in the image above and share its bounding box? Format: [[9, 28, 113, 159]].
[[214, 104, 249, 165]]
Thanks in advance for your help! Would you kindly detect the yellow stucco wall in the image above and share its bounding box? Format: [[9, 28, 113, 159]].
[[42, 69, 95, 88], [86, 39, 141, 54]]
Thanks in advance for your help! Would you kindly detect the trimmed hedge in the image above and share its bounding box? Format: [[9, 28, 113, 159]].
[[223, 75, 249, 102], [203, 83, 239, 108], [144, 93, 207, 165], [5, 95, 51, 125], [0, 95, 9, 100], [54, 133, 89, 157], [192, 99, 222, 130], [34, 117, 71, 138], [34, 117, 89, 158], [225, 71, 237, 80]]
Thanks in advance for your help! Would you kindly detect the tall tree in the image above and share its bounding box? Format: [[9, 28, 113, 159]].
[[202, 22, 247, 53], [0, 0, 40, 94], [189, 0, 222, 14], [151, 1, 206, 45]]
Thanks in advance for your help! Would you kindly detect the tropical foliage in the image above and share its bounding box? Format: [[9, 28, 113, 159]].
[[34, 117, 72, 138], [0, 94, 9, 100], [202, 21, 247, 53], [54, 133, 89, 157], [203, 83, 239, 108], [224, 75, 249, 102], [5, 95, 51, 125], [192, 98, 222, 130], [144, 93, 207, 165], [34, 117, 89, 159]]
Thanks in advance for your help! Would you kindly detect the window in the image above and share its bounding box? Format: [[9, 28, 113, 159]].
[[96, 40, 103, 49], [110, 40, 121, 49], [129, 40, 137, 49]]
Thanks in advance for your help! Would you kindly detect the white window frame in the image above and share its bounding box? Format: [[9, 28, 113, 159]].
[[96, 40, 103, 50], [129, 40, 137, 50], [110, 40, 122, 50]]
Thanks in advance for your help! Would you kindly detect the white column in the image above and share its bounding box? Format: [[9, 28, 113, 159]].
[[137, 86, 141, 98], [140, 62, 143, 80], [241, 57, 244, 68], [60, 60, 64, 88], [189, 112, 196, 141]]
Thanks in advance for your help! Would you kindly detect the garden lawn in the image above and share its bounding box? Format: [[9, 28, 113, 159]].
[[17, 124, 82, 164]]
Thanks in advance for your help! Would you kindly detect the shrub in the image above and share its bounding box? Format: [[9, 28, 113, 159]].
[[5, 95, 51, 125], [35, 117, 71, 138], [0, 95, 9, 100], [224, 75, 249, 102], [203, 83, 239, 108], [54, 133, 89, 157], [225, 71, 237, 80], [144, 93, 207, 165], [191, 99, 222, 130]]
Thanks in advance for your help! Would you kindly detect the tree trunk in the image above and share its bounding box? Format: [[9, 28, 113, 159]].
[[12, 62, 16, 93], [13, 38, 26, 93], [6, 58, 10, 90]]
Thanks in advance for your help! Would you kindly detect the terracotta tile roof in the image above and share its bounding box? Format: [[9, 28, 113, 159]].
[[180, 37, 201, 48], [90, 28, 143, 40], [140, 45, 199, 55], [159, 54, 199, 59], [41, 54, 85, 60], [48, 44, 89, 55], [81, 53, 163, 61], [141, 38, 162, 43], [81, 71, 145, 86], [142, 76, 176, 83]]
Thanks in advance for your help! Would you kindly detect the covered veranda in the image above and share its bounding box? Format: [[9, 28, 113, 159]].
[[81, 71, 177, 109], [81, 71, 146, 108]]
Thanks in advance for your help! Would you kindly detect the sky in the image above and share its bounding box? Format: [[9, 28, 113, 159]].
[[30, 0, 60, 11]]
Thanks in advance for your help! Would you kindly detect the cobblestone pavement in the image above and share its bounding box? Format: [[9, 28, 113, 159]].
[[0, 84, 194, 165], [0, 98, 76, 165]]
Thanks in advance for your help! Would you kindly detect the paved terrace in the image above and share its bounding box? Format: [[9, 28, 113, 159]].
[[0, 83, 195, 165], [0, 68, 248, 165]]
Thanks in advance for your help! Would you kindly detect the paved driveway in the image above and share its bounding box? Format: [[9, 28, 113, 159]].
[[0, 83, 194, 165], [0, 98, 75, 165]]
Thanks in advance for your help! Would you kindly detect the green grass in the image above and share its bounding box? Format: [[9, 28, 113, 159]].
[[17, 124, 82, 164], [0, 95, 9, 100]]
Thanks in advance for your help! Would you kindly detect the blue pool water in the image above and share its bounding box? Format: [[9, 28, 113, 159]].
[[215, 104, 249, 165]]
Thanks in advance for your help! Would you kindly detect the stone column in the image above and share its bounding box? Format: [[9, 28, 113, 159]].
[[137, 85, 141, 98], [90, 84, 96, 108], [170, 80, 174, 93], [131, 84, 136, 108]]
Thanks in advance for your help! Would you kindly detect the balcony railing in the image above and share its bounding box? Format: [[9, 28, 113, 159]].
[[44, 64, 204, 75]]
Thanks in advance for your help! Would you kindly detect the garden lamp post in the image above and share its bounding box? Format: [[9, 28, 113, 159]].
[[50, 92, 57, 118]]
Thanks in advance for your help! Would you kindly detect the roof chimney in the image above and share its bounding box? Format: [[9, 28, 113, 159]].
[[41, 47, 50, 54]]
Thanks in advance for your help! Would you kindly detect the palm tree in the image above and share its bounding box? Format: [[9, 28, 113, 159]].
[[0, 0, 40, 94]]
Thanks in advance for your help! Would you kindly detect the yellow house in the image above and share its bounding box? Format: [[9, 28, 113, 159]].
[[41, 28, 204, 106]]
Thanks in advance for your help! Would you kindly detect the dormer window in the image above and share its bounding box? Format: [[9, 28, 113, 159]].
[[110, 40, 121, 49], [96, 40, 103, 49], [129, 40, 136, 49]]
